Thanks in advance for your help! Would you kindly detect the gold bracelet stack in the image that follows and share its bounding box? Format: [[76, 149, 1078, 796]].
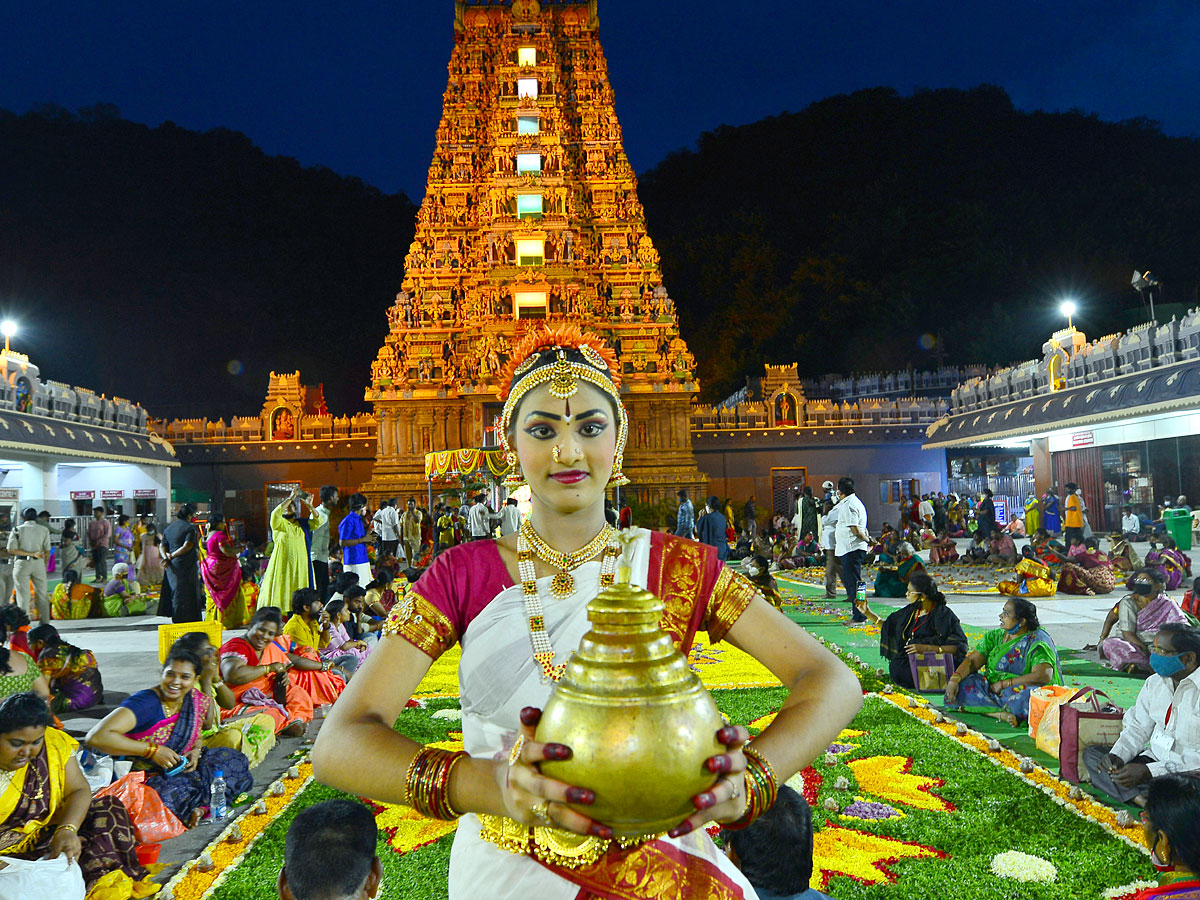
[[404, 747, 469, 820], [724, 746, 778, 831], [143, 742, 159, 760]]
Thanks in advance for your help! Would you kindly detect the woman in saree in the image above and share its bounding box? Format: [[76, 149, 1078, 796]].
[[1146, 537, 1192, 591], [1057, 537, 1117, 595], [171, 632, 276, 769], [219, 607, 316, 737], [363, 567, 399, 617], [873, 541, 925, 598], [282, 588, 353, 689], [27, 624, 102, 713], [1109, 531, 1143, 573], [944, 597, 1062, 724], [50, 568, 99, 620], [998, 558, 1058, 597], [57, 521, 88, 582], [0, 625, 50, 705], [926, 529, 959, 565], [1098, 568, 1189, 673], [1042, 489, 1061, 535], [1023, 494, 1040, 535], [879, 572, 969, 689], [202, 513, 246, 628], [259, 491, 314, 610], [986, 531, 1018, 565], [312, 324, 863, 900], [0, 693, 154, 898], [320, 598, 370, 674], [102, 563, 147, 617], [136, 526, 164, 586], [1029, 528, 1069, 566], [85, 646, 252, 828], [111, 514, 135, 568]]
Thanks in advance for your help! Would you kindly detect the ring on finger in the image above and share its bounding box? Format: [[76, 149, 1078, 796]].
[[531, 799, 551, 824], [508, 734, 526, 768], [730, 779, 740, 801]]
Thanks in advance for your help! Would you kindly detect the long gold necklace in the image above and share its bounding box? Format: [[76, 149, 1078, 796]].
[[519, 520, 616, 599]]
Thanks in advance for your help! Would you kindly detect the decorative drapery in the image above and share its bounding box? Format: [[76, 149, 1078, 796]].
[[424, 448, 512, 480], [1050, 446, 1107, 532]]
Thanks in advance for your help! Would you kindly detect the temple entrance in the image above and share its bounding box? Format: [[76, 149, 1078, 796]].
[[771, 466, 806, 519]]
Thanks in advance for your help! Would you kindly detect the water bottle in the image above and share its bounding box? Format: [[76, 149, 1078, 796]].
[[856, 584, 866, 604], [210, 770, 228, 821]]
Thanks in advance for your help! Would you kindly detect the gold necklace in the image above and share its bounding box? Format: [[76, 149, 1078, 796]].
[[519, 520, 616, 599]]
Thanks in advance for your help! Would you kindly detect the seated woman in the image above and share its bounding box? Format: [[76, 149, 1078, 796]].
[[320, 598, 370, 675], [102, 563, 146, 617], [964, 531, 990, 564], [0, 693, 154, 896], [0, 605, 33, 658], [1146, 537, 1192, 590], [1098, 567, 1189, 673], [0, 621, 50, 705], [50, 568, 99, 620], [202, 513, 246, 629], [172, 632, 276, 768], [998, 558, 1058, 597], [777, 533, 821, 570], [943, 597, 1063, 724], [1126, 774, 1200, 899], [1057, 537, 1117, 595], [742, 554, 783, 608], [873, 542, 925, 598], [986, 532, 1019, 565], [926, 530, 959, 565], [1029, 528, 1068, 566], [57, 521, 88, 582], [1108, 532, 1143, 573], [879, 572, 969, 689], [220, 607, 316, 737], [27, 624, 103, 713], [85, 646, 253, 828], [282, 588, 353, 690], [363, 568, 398, 617]]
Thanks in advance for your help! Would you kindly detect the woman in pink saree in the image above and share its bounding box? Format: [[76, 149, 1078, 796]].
[[1100, 568, 1189, 672], [202, 514, 245, 628]]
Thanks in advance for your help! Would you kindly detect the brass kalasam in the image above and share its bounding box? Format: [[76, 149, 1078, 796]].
[[536, 578, 724, 839]]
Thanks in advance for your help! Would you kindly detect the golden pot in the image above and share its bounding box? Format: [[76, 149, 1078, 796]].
[[536, 579, 724, 839]]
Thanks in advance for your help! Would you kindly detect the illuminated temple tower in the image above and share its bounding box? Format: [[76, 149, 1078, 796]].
[[362, 0, 706, 502]]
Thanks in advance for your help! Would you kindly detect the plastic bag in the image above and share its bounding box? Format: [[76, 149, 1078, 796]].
[[0, 855, 86, 900], [95, 771, 186, 843], [76, 748, 115, 791], [1027, 684, 1075, 740]]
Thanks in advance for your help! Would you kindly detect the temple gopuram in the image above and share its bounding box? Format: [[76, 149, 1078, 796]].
[[360, 0, 705, 503]]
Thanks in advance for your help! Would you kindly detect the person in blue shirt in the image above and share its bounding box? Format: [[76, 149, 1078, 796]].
[[675, 490, 695, 538], [338, 493, 374, 585], [722, 785, 833, 900], [695, 496, 728, 560]]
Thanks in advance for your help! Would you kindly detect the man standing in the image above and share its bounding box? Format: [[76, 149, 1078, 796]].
[[918, 494, 934, 529], [399, 498, 423, 565], [0, 511, 12, 604], [373, 499, 400, 561], [1083, 624, 1200, 805], [339, 493, 374, 583], [8, 507, 50, 623], [696, 496, 728, 561], [676, 490, 695, 538], [821, 498, 840, 599], [86, 506, 111, 584], [311, 486, 339, 600], [834, 477, 870, 623], [467, 494, 492, 541], [743, 496, 758, 540], [162, 503, 203, 623], [499, 498, 521, 537]]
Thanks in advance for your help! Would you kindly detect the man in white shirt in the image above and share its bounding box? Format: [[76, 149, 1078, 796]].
[[1084, 624, 1200, 804], [820, 499, 840, 599], [311, 486, 338, 600], [372, 499, 400, 561], [467, 494, 492, 540], [918, 494, 934, 528], [1120, 505, 1142, 542], [499, 498, 521, 537], [834, 477, 870, 623], [8, 507, 51, 623]]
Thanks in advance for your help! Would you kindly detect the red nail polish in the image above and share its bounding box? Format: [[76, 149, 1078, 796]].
[[566, 787, 595, 805], [717, 726, 738, 745], [706, 755, 730, 773], [589, 823, 613, 839], [693, 792, 715, 811], [519, 707, 542, 726], [544, 743, 572, 761], [668, 823, 693, 838]]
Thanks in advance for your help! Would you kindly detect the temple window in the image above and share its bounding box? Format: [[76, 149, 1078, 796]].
[[516, 152, 542, 174], [514, 290, 548, 319], [517, 77, 538, 99], [517, 114, 540, 135], [516, 194, 543, 219], [516, 239, 545, 266], [518, 47, 537, 67]]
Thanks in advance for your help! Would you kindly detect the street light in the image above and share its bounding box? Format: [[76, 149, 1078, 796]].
[[1060, 300, 1076, 329], [1132, 270, 1159, 322], [0, 320, 14, 354]]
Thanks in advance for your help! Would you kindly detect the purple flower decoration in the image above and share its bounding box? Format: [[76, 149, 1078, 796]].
[[842, 800, 901, 820], [826, 743, 854, 754]]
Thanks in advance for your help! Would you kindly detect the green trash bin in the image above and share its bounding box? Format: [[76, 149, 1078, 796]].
[[1163, 507, 1193, 551]]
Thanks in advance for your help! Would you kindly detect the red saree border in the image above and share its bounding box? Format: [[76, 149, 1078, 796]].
[[545, 837, 745, 900]]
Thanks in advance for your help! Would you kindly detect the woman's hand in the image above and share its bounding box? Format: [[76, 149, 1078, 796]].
[[494, 707, 608, 838], [201, 653, 220, 684], [269, 662, 288, 676], [991, 678, 1010, 694], [905, 643, 940, 654], [944, 678, 960, 705], [152, 745, 184, 770], [668, 726, 751, 838], [46, 826, 82, 865], [183, 747, 201, 774]]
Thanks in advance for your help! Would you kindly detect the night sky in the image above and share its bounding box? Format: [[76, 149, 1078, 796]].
[[1, 1, 1197, 198]]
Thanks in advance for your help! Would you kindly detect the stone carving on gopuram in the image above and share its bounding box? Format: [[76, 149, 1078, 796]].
[[362, 0, 706, 502]]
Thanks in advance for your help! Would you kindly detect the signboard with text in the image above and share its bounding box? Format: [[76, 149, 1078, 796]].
[[70, 491, 95, 500], [133, 489, 158, 499], [1071, 431, 1094, 448], [0, 489, 18, 502], [101, 490, 125, 500]]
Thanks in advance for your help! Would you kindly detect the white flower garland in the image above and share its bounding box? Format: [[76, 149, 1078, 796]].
[[1102, 880, 1158, 900], [990, 849, 1057, 883]]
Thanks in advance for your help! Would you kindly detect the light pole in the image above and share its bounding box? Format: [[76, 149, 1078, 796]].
[[1132, 270, 1158, 323], [1060, 300, 1076, 330], [0, 320, 15, 354]]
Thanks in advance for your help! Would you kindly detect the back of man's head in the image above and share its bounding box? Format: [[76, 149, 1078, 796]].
[[723, 785, 814, 895], [279, 800, 380, 900]]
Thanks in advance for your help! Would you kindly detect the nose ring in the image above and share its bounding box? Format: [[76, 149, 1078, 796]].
[[552, 445, 562, 463]]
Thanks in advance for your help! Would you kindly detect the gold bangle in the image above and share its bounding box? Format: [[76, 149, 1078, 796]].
[[56, 823, 78, 834]]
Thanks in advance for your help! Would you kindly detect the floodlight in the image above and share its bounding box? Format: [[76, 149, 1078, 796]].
[[0, 321, 14, 338]]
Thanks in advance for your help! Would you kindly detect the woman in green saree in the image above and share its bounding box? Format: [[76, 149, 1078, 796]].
[[943, 597, 1062, 724], [873, 541, 926, 598]]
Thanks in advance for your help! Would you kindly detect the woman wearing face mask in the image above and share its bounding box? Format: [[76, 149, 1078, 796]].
[[1132, 774, 1200, 897], [943, 597, 1063, 724], [742, 554, 782, 607], [1099, 568, 1190, 673]]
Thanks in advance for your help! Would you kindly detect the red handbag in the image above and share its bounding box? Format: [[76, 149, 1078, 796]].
[[1057, 688, 1125, 784]]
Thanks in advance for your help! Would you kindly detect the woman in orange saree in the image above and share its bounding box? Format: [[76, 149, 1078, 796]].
[[219, 607, 314, 737]]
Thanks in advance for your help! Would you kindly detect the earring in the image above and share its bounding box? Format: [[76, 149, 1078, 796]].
[[503, 451, 526, 490], [608, 454, 630, 487]]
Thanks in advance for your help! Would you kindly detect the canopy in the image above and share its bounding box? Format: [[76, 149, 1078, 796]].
[[424, 448, 511, 480]]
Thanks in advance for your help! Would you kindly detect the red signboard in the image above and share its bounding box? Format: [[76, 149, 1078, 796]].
[[100, 490, 125, 499], [133, 489, 158, 499], [1071, 431, 1094, 448], [70, 491, 95, 500]]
